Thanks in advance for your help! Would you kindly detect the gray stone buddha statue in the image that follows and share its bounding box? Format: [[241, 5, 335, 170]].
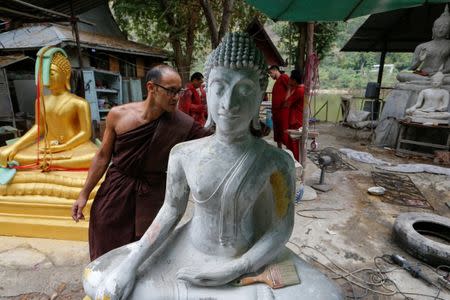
[[397, 5, 450, 85], [82, 32, 342, 300], [405, 71, 450, 124]]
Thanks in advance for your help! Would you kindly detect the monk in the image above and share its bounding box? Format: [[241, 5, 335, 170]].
[[72, 65, 210, 260], [285, 69, 305, 162], [178, 72, 207, 126], [269, 65, 290, 148]]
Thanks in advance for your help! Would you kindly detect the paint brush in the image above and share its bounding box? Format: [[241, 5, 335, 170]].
[[232, 259, 300, 289]]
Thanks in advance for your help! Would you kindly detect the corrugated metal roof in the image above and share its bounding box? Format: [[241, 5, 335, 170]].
[[0, 54, 31, 68], [0, 24, 168, 58], [0, 0, 105, 23]]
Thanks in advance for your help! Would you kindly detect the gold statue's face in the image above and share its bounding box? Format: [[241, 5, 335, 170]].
[[49, 64, 68, 90]]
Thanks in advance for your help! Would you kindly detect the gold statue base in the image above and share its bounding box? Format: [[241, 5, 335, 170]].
[[0, 170, 100, 241]]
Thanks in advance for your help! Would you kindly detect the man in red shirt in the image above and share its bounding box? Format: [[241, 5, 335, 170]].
[[269, 65, 290, 148], [178, 72, 207, 126], [285, 69, 305, 161]]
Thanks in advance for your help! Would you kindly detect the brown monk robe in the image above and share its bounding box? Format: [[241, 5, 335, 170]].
[[89, 110, 209, 260]]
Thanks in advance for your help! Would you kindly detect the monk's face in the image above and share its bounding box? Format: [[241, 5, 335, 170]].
[[153, 71, 183, 113], [208, 67, 260, 134], [268, 69, 278, 80]]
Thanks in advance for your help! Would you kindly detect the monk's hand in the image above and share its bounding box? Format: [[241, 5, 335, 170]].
[[96, 264, 135, 300], [177, 258, 250, 286], [72, 196, 87, 222]]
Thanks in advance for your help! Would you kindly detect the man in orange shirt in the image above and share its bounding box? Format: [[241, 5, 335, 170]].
[[269, 65, 290, 148]]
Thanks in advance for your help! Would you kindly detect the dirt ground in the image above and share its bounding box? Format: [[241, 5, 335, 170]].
[[288, 122, 450, 299], [0, 122, 449, 299]]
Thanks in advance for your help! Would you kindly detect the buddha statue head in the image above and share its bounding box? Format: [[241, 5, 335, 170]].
[[204, 32, 268, 132], [35, 47, 71, 92], [431, 71, 445, 88], [432, 5, 450, 39]]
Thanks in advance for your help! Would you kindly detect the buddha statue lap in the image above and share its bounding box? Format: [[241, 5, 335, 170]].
[[0, 47, 100, 240], [405, 71, 450, 124], [83, 33, 342, 300], [397, 5, 450, 85]]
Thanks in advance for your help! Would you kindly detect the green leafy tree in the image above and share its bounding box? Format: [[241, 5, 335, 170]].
[[111, 0, 263, 83], [318, 16, 412, 90], [271, 20, 341, 66]]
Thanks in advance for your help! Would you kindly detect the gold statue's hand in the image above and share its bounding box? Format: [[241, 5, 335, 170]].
[[0, 146, 18, 167], [39, 144, 66, 154], [72, 196, 87, 222]]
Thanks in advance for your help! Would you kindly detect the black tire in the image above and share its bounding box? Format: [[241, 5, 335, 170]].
[[393, 212, 450, 266]]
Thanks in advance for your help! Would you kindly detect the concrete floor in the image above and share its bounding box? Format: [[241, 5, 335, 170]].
[[0, 122, 449, 299]]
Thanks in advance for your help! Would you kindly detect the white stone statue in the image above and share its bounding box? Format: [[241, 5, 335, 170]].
[[82, 32, 342, 300], [405, 71, 450, 124], [397, 5, 450, 85]]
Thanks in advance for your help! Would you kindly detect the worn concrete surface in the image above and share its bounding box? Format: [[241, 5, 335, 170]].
[[1, 122, 449, 299]]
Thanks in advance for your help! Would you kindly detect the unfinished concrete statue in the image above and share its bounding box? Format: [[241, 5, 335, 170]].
[[397, 5, 450, 85], [405, 71, 450, 124], [82, 32, 342, 300]]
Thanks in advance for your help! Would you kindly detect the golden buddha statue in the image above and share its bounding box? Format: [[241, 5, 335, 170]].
[[0, 47, 97, 169], [0, 47, 100, 241]]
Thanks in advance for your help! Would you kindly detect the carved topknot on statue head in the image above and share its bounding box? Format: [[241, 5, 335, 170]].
[[35, 47, 71, 90], [204, 32, 268, 92], [51, 52, 72, 79]]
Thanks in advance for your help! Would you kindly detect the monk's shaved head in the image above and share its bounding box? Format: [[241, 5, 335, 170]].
[[146, 64, 179, 84]]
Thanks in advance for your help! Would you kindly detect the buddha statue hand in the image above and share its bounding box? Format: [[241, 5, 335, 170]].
[[405, 107, 415, 115], [39, 144, 67, 154], [95, 262, 136, 300], [0, 145, 18, 167], [177, 257, 251, 286]]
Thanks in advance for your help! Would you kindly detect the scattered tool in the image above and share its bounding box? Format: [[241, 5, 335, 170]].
[[438, 272, 450, 290], [232, 259, 300, 289], [391, 254, 434, 286]]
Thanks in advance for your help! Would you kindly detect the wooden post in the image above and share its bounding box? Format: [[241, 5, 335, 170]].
[[300, 22, 314, 181], [296, 22, 307, 71]]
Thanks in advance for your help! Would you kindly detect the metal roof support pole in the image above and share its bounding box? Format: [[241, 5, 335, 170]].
[[1, 68, 16, 129], [377, 48, 386, 88], [70, 0, 83, 69], [300, 22, 314, 181]]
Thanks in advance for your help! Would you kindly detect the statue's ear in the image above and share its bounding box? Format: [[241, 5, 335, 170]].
[[205, 110, 215, 128]]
